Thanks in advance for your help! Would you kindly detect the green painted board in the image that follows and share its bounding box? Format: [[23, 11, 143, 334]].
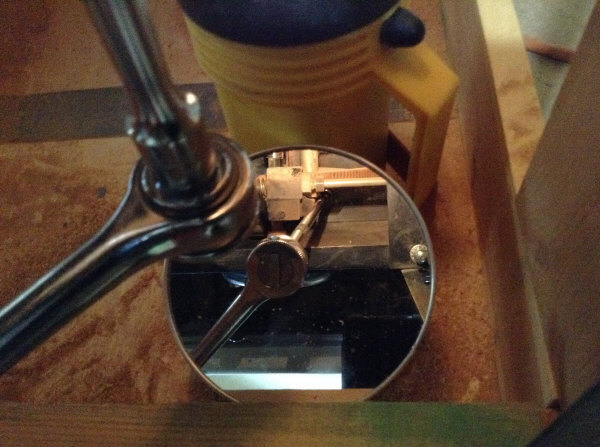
[[0, 401, 542, 446]]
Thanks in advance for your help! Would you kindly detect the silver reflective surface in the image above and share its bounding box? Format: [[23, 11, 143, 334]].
[[165, 147, 434, 401]]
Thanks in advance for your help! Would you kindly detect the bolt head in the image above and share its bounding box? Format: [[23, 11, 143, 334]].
[[410, 244, 429, 266]]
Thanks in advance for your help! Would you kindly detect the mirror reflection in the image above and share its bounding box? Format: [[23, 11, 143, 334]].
[[166, 147, 433, 401]]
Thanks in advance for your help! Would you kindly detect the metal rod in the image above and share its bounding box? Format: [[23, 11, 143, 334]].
[[322, 177, 387, 189], [191, 286, 265, 367], [301, 149, 319, 174], [85, 0, 217, 201], [290, 194, 328, 241]]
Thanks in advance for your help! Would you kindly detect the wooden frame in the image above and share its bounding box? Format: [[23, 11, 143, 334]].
[[0, 401, 542, 446], [443, 0, 600, 409]]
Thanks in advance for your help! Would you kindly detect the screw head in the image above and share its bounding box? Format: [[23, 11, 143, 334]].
[[410, 244, 429, 266]]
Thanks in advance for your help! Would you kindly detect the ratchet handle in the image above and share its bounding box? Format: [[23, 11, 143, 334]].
[[191, 233, 311, 367], [188, 195, 329, 368]]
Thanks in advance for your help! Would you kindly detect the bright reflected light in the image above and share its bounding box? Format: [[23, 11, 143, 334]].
[[206, 373, 342, 390], [184, 92, 198, 105]]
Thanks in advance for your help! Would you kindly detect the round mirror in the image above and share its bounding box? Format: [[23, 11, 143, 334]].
[[165, 147, 434, 401]]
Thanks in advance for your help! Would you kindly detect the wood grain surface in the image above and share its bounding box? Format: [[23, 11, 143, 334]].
[[441, 0, 556, 406], [0, 401, 542, 446], [516, 2, 600, 407]]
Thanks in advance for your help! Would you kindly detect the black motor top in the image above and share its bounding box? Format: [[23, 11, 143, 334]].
[[179, 0, 424, 47]]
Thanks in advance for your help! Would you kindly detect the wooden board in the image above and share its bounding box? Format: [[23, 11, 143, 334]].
[[441, 0, 556, 406], [515, 2, 600, 407], [0, 401, 542, 446], [473, 0, 546, 192]]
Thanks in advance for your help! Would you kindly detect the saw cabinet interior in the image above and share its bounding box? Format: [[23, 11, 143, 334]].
[[0, 0, 598, 444]]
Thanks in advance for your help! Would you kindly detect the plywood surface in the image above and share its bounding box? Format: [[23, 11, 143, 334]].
[[0, 139, 217, 403], [0, 0, 209, 95], [0, 0, 500, 404]]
